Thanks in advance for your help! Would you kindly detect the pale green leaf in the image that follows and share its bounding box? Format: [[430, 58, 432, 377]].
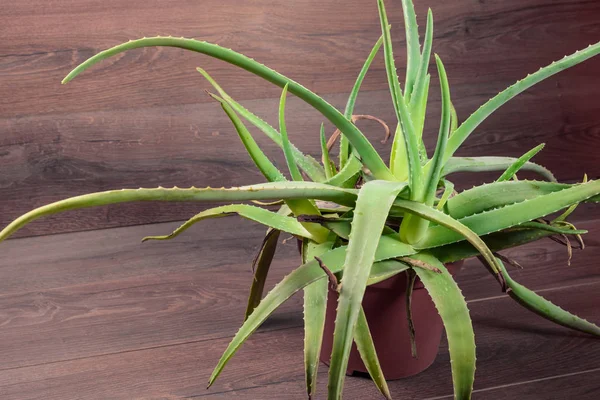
[[0, 182, 361, 242], [400, 0, 422, 100], [328, 181, 406, 399]]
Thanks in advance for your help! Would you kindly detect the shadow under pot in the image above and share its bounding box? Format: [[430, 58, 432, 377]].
[[320, 260, 464, 379]]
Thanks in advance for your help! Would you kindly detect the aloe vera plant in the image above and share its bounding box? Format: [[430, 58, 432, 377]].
[[2, 1, 600, 398]]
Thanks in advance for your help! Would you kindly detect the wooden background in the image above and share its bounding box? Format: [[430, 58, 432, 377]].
[[1, 0, 600, 238]]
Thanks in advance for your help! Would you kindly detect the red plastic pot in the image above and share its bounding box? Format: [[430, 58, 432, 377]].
[[320, 261, 464, 379]]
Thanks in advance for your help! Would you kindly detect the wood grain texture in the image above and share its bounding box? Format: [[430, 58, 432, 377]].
[[1, 0, 599, 237], [0, 217, 598, 398]]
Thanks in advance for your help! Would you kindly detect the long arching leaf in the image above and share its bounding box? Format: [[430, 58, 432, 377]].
[[0, 182, 361, 242], [279, 84, 304, 182], [496, 258, 600, 337], [63, 37, 395, 180], [140, 204, 321, 242], [441, 42, 600, 163]]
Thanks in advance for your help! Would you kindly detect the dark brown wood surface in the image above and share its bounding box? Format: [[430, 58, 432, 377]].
[[1, 0, 600, 238], [0, 215, 598, 399]]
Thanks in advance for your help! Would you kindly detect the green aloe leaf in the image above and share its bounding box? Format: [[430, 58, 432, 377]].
[[304, 277, 329, 398], [415, 74, 431, 162], [141, 204, 321, 242], [496, 258, 600, 336], [400, 54, 452, 244], [339, 36, 383, 168], [442, 156, 556, 182], [423, 54, 451, 205], [496, 144, 545, 182], [303, 238, 336, 399], [213, 95, 286, 183], [442, 42, 600, 162], [366, 260, 410, 286], [277, 86, 330, 241], [208, 236, 417, 387], [436, 179, 454, 211], [320, 124, 335, 180], [355, 307, 392, 400], [198, 68, 325, 182], [512, 221, 587, 235], [413, 254, 475, 399], [445, 180, 571, 219], [279, 84, 304, 182], [63, 37, 394, 180], [422, 179, 600, 247], [400, 0, 422, 101], [552, 174, 588, 223], [328, 181, 406, 399], [409, 8, 433, 134], [0, 182, 361, 242], [377, 0, 422, 189]]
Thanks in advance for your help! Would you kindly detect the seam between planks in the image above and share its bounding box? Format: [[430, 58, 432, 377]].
[[422, 366, 600, 400]]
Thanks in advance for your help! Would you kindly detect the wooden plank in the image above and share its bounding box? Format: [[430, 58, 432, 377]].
[[462, 368, 600, 400], [0, 217, 598, 374], [1, 0, 600, 237], [0, 278, 598, 399], [1, 0, 598, 117]]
